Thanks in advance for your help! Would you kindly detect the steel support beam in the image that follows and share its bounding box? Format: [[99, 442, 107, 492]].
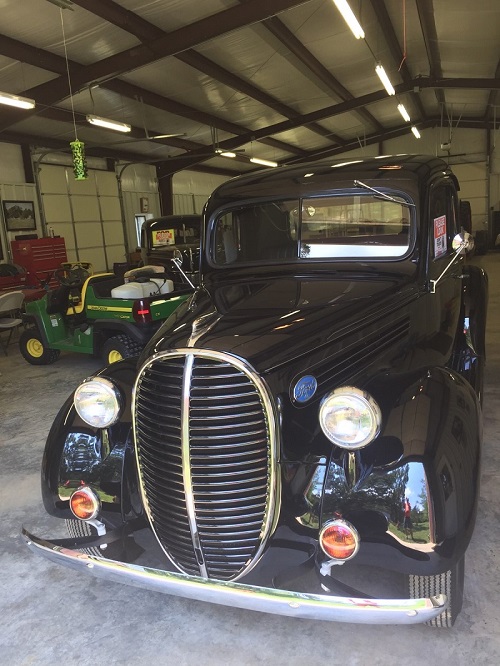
[[0, 0, 311, 131]]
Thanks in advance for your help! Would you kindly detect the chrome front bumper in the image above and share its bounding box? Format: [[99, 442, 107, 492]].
[[23, 528, 447, 625]]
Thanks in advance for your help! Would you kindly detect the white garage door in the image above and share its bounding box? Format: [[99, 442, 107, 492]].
[[38, 164, 126, 273]]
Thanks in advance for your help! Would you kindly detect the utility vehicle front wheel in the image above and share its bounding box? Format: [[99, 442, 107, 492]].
[[408, 555, 465, 627], [101, 334, 143, 364], [19, 328, 60, 365]]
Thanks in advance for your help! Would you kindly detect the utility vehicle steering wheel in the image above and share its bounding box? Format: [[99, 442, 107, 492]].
[[54, 268, 87, 288]]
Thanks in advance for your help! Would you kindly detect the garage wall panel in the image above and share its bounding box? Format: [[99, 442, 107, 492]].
[[100, 196, 122, 220], [103, 220, 127, 246], [96, 171, 119, 195], [71, 195, 100, 222], [41, 195, 72, 223], [452, 162, 488, 231], [120, 164, 161, 253], [39, 165, 68, 194], [172, 171, 229, 216], [0, 143, 25, 184], [68, 174, 97, 195]]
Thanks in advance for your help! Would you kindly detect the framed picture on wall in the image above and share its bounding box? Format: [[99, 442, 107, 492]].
[[2, 200, 36, 231]]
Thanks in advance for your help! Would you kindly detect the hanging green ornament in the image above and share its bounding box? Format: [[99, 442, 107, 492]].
[[70, 140, 88, 180]]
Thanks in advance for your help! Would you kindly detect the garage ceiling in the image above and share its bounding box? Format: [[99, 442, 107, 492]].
[[0, 0, 498, 177]]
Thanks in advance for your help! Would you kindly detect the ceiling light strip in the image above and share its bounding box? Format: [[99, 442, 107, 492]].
[[333, 0, 365, 39], [86, 115, 131, 133], [0, 91, 35, 110], [375, 64, 395, 96], [397, 103, 411, 122], [250, 157, 278, 168]]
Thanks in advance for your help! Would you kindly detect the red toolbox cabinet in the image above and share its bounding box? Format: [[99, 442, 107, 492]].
[[11, 237, 67, 288]]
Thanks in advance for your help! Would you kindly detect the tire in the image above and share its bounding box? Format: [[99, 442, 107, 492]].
[[408, 556, 465, 627], [101, 334, 143, 365], [19, 327, 60, 365], [65, 519, 103, 557]]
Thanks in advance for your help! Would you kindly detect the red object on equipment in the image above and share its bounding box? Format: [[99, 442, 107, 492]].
[[11, 237, 67, 290]]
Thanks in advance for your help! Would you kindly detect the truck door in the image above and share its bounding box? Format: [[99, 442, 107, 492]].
[[425, 180, 463, 363]]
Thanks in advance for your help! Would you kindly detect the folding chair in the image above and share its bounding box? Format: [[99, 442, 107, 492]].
[[0, 290, 25, 355]]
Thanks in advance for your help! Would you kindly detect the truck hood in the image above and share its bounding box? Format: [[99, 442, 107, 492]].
[[150, 270, 418, 373]]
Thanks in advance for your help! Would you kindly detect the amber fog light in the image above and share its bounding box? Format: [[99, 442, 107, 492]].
[[320, 519, 360, 561], [70, 486, 100, 521]]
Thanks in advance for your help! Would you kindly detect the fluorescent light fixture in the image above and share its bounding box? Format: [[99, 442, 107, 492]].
[[216, 150, 236, 158], [375, 64, 395, 96], [250, 157, 278, 167], [45, 0, 74, 8], [0, 91, 35, 109], [86, 115, 131, 133], [397, 103, 411, 122], [411, 126, 421, 139], [333, 0, 365, 39]]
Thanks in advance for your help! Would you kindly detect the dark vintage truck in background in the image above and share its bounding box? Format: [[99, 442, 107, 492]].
[[139, 214, 202, 284], [24, 155, 488, 627]]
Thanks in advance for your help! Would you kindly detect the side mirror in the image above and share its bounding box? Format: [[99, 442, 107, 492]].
[[430, 231, 471, 294], [452, 231, 474, 254]]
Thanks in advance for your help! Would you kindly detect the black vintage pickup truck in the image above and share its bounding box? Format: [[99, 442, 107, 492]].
[[24, 155, 487, 627]]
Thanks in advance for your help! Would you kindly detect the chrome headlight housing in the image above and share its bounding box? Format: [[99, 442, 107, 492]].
[[319, 386, 381, 450], [74, 377, 122, 428]]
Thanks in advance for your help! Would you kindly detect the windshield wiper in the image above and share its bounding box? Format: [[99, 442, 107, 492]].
[[353, 180, 416, 207]]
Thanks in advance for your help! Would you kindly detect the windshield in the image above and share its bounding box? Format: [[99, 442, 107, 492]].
[[148, 220, 200, 249], [212, 195, 412, 265]]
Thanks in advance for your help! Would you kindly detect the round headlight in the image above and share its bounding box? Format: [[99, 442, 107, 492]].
[[74, 377, 122, 428], [319, 386, 381, 450]]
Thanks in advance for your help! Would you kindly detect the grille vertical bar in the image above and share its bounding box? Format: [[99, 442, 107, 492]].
[[134, 350, 278, 581]]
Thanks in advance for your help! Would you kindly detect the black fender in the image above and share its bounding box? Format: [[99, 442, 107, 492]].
[[313, 366, 482, 575], [41, 358, 140, 527], [448, 264, 488, 400], [462, 264, 488, 357]]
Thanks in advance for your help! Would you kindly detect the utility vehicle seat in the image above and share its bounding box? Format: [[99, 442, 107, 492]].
[[46, 286, 70, 315]]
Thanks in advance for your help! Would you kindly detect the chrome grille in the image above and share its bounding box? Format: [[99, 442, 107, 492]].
[[134, 350, 277, 581]]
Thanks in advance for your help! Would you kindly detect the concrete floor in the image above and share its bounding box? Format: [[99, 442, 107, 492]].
[[1, 253, 500, 666]]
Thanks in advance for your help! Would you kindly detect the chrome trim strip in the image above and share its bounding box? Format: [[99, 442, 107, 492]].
[[23, 529, 447, 625], [182, 353, 208, 578]]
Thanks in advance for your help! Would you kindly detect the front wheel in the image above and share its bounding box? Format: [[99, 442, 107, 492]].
[[19, 327, 60, 365], [101, 334, 143, 365], [408, 556, 465, 627]]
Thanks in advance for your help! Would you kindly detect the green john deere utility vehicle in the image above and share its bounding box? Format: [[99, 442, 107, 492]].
[[20, 262, 194, 365]]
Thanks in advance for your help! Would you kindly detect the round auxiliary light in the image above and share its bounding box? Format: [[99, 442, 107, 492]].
[[320, 519, 360, 561], [319, 386, 381, 450], [70, 486, 100, 521], [74, 377, 122, 428]]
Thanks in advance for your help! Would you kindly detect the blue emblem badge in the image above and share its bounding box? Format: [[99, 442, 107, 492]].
[[293, 375, 317, 403]]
